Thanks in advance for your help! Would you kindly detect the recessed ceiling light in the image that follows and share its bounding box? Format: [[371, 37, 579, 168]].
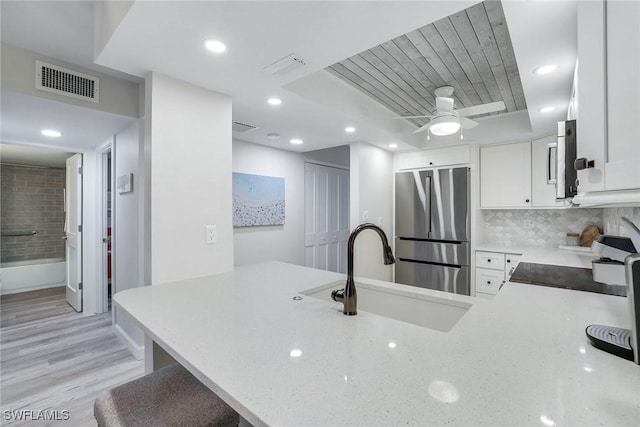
[[204, 39, 226, 53], [539, 106, 555, 113], [290, 138, 303, 145], [345, 126, 356, 133], [389, 143, 398, 148], [267, 133, 280, 140], [267, 97, 282, 106], [534, 64, 557, 75], [41, 129, 62, 137]]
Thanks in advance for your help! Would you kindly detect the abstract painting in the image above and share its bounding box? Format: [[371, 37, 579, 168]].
[[232, 172, 285, 227]]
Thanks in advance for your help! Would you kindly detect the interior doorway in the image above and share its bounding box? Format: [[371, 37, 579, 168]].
[[304, 162, 350, 273], [100, 147, 114, 312]]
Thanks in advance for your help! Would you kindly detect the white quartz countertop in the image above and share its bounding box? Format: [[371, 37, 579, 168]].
[[114, 262, 639, 426]]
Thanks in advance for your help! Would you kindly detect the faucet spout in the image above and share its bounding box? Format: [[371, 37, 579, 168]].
[[342, 223, 395, 316]]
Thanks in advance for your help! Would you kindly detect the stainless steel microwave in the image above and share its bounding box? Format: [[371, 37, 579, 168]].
[[547, 120, 577, 199]]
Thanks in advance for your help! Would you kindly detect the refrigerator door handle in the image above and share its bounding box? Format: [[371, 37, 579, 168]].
[[425, 175, 431, 237]]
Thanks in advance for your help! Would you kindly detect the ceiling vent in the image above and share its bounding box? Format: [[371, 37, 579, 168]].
[[263, 53, 307, 76], [35, 60, 99, 103], [232, 121, 258, 133]]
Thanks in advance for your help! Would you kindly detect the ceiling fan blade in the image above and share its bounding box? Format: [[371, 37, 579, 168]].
[[412, 122, 432, 134], [460, 116, 478, 129], [392, 115, 433, 119], [457, 101, 506, 117]]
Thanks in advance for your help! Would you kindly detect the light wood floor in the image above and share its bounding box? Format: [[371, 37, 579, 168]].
[[1, 287, 144, 426]]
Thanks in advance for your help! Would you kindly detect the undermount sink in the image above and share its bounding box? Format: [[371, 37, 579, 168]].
[[301, 281, 471, 332]]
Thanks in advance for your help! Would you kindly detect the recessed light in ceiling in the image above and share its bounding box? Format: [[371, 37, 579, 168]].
[[204, 39, 226, 53], [389, 143, 398, 148], [539, 106, 555, 113], [290, 138, 303, 145], [345, 126, 356, 133], [268, 97, 282, 106], [41, 129, 62, 137], [267, 133, 280, 140], [534, 64, 557, 75]]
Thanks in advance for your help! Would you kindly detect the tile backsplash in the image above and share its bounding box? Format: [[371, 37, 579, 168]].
[[480, 209, 604, 248], [603, 207, 640, 237]]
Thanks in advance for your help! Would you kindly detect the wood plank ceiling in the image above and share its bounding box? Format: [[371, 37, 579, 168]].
[[326, 0, 527, 129]]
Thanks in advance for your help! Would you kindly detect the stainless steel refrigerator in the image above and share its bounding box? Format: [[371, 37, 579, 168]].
[[394, 167, 470, 295]]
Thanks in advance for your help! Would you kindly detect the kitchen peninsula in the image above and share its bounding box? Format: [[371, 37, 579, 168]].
[[114, 262, 639, 426]]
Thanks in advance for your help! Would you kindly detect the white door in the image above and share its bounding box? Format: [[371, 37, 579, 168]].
[[304, 163, 349, 273], [65, 154, 83, 312]]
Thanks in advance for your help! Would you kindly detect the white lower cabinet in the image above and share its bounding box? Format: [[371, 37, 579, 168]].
[[475, 250, 522, 299]]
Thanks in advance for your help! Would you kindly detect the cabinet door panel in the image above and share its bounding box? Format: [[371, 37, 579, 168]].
[[576, 0, 606, 192], [480, 142, 531, 208], [605, 0, 640, 190], [475, 268, 503, 296], [531, 135, 565, 208]]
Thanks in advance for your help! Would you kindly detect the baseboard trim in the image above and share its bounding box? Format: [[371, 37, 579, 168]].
[[113, 324, 144, 360], [0, 282, 65, 296]]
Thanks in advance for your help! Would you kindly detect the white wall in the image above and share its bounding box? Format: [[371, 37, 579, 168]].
[[113, 120, 143, 358], [232, 141, 353, 267], [145, 72, 233, 285], [232, 140, 306, 266], [0, 42, 139, 118], [350, 142, 394, 281]]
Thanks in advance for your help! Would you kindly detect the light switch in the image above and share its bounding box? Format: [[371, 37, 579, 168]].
[[206, 225, 217, 244]]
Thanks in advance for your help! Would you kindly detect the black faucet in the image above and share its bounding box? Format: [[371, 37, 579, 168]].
[[331, 223, 395, 315]]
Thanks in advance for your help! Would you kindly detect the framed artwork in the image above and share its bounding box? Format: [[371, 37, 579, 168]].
[[232, 172, 285, 227]]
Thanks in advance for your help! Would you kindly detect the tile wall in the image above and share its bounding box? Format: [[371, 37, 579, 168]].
[[603, 207, 640, 237], [480, 208, 604, 249], [1, 164, 66, 263]]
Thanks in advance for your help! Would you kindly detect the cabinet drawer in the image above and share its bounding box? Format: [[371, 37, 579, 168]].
[[504, 254, 522, 280], [475, 251, 505, 270], [475, 268, 504, 295]]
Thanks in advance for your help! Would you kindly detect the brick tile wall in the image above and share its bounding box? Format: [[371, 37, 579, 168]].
[[1, 164, 66, 263]]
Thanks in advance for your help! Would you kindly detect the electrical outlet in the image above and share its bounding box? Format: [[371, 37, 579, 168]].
[[362, 210, 369, 221], [524, 219, 531, 228], [206, 225, 217, 244]]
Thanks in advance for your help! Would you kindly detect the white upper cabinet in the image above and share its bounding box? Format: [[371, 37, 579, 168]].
[[575, 0, 607, 192], [394, 144, 470, 171], [480, 142, 531, 208], [531, 135, 565, 208], [576, 0, 640, 193], [605, 0, 640, 190]]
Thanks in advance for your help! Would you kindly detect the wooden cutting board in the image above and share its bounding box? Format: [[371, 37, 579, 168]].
[[579, 224, 602, 247]]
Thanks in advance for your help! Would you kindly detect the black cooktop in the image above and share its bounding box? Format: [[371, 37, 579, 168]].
[[510, 262, 626, 297]]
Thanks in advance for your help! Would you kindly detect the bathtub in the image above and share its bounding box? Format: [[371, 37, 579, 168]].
[[0, 258, 66, 295]]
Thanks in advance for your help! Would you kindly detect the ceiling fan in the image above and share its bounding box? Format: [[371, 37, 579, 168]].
[[395, 86, 506, 136]]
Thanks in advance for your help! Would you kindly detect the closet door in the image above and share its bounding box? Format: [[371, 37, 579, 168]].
[[304, 163, 349, 273]]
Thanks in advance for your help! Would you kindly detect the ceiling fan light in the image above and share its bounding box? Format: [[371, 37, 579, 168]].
[[429, 115, 461, 136]]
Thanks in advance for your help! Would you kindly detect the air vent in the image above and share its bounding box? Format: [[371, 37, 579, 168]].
[[35, 60, 99, 103], [263, 53, 306, 76], [232, 121, 258, 133]]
